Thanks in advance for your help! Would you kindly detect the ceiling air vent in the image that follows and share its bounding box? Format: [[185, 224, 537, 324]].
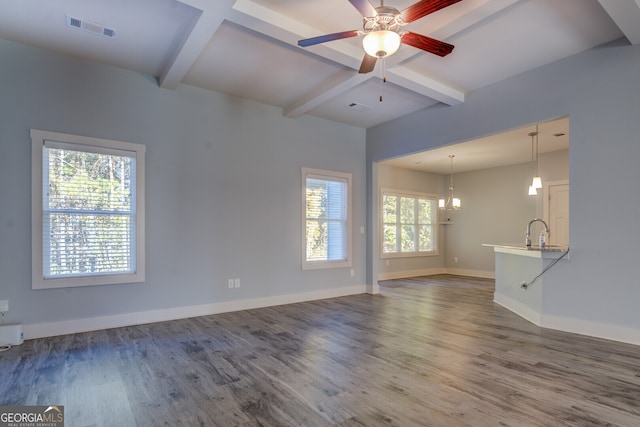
[[66, 15, 117, 39], [346, 102, 372, 112]]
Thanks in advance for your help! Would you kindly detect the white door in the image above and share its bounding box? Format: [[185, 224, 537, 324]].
[[545, 181, 569, 246]]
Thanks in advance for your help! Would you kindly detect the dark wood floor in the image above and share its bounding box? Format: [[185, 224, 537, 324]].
[[1, 275, 639, 426]]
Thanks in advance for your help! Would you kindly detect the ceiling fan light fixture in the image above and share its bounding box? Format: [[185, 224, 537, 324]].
[[363, 30, 401, 58]]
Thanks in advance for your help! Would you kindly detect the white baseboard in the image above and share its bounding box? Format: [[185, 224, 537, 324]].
[[378, 267, 494, 281], [495, 292, 640, 346], [377, 267, 446, 281], [541, 314, 640, 347], [444, 267, 494, 279], [23, 284, 367, 340], [493, 292, 542, 325], [366, 282, 380, 294]]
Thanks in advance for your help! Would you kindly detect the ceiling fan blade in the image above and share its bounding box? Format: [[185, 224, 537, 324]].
[[358, 54, 377, 73], [401, 31, 454, 57], [401, 0, 462, 23], [348, 0, 377, 17], [298, 30, 359, 47]]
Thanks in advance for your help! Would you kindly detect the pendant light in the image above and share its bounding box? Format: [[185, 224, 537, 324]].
[[528, 130, 538, 195], [439, 155, 461, 210], [531, 124, 542, 190]]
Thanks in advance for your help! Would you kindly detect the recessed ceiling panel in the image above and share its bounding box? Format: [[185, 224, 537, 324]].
[[307, 77, 440, 128], [183, 21, 353, 107], [402, 0, 623, 92], [0, 0, 200, 76]]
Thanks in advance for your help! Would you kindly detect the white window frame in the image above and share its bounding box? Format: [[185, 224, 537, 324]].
[[302, 167, 352, 270], [380, 188, 439, 259], [31, 129, 146, 289]]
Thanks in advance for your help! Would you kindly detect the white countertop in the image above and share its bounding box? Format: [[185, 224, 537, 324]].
[[483, 243, 570, 259]]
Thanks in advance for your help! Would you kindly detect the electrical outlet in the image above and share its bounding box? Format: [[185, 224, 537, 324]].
[[228, 279, 234, 289], [350, 269, 355, 277], [0, 300, 8, 312], [454, 257, 459, 263], [234, 279, 240, 288]]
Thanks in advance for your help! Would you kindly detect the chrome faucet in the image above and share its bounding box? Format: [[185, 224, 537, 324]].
[[526, 218, 550, 247]]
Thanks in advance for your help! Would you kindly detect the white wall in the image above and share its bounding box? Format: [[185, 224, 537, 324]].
[[0, 39, 367, 337], [367, 39, 640, 344]]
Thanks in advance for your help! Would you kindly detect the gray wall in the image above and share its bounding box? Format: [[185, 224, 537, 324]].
[[367, 39, 640, 342], [0, 39, 366, 327], [376, 151, 568, 279], [376, 164, 445, 279], [444, 162, 537, 275], [446, 150, 569, 276]]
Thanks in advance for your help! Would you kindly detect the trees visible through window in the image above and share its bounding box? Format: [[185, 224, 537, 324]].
[[44, 144, 134, 276], [382, 190, 438, 256], [302, 168, 352, 270], [31, 130, 145, 289]]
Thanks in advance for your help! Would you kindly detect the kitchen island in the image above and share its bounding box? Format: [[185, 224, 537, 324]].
[[483, 243, 569, 325]]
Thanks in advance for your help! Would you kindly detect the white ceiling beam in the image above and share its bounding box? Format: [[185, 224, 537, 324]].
[[284, 73, 371, 118], [159, 0, 234, 89], [386, 67, 464, 105], [597, 0, 640, 45]]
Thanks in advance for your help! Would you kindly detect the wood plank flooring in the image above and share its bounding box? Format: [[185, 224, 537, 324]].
[[1, 274, 639, 426]]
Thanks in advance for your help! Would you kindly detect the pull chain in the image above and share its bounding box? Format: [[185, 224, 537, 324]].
[[379, 58, 387, 102]]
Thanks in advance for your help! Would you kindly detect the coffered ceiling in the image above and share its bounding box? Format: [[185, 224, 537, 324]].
[[0, 0, 640, 173], [1, 0, 638, 131]]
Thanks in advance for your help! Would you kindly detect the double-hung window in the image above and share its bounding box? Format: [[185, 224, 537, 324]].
[[381, 189, 438, 257], [31, 129, 145, 289], [302, 168, 352, 270]]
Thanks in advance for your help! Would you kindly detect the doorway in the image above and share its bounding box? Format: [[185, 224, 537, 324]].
[[544, 180, 569, 246]]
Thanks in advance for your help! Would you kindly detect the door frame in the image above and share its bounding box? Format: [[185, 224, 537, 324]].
[[542, 179, 569, 245]]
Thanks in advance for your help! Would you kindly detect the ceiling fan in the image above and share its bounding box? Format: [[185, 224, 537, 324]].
[[298, 0, 460, 74]]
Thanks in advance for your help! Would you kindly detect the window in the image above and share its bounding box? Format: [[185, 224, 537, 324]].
[[302, 168, 352, 270], [31, 129, 145, 289], [381, 189, 438, 257]]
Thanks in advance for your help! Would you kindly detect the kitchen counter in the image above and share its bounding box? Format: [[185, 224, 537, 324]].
[[482, 243, 569, 258], [484, 243, 569, 325]]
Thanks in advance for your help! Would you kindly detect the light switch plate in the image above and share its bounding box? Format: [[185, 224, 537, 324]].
[[0, 300, 8, 312]]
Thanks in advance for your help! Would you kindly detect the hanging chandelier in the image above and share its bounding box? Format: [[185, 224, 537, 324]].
[[439, 155, 461, 210]]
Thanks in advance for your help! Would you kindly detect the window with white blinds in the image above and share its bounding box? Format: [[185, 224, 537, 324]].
[[302, 168, 352, 270], [31, 130, 145, 289], [381, 189, 438, 258]]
